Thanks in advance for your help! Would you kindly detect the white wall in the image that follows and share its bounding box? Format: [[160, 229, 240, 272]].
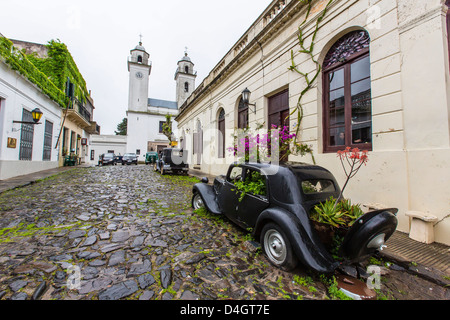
[[0, 60, 62, 180], [89, 134, 127, 164], [126, 108, 179, 157]]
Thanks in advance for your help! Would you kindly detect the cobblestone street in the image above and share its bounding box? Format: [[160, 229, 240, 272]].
[[0, 165, 448, 301]]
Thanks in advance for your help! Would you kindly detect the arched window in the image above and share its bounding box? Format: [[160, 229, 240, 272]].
[[218, 109, 226, 158], [137, 55, 143, 63], [184, 82, 189, 92], [237, 98, 248, 129], [323, 30, 372, 152], [185, 65, 189, 74]]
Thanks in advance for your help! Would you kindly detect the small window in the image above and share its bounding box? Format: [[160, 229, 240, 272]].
[[138, 55, 143, 63], [184, 82, 189, 92], [185, 66, 189, 73], [228, 166, 243, 183], [301, 180, 336, 194], [159, 121, 165, 133]]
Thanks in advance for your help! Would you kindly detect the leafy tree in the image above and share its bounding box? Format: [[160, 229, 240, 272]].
[[162, 114, 173, 143], [115, 117, 127, 135]]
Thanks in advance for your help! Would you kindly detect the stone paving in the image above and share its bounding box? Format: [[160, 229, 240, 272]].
[[0, 165, 448, 300]]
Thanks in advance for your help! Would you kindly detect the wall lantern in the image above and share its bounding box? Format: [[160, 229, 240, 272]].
[[242, 88, 256, 114], [13, 108, 43, 125]]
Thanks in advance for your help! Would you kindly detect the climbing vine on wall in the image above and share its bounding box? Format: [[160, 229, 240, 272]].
[[288, 0, 334, 144], [0, 36, 67, 107], [26, 39, 89, 105], [0, 36, 89, 108]]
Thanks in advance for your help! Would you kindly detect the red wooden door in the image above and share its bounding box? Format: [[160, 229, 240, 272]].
[[268, 90, 289, 161]]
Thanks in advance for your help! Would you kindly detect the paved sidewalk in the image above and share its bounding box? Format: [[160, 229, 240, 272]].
[[0, 165, 91, 194], [1, 165, 449, 290]]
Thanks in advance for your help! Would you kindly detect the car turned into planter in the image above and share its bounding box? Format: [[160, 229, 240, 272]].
[[155, 148, 189, 175], [191, 162, 398, 274]]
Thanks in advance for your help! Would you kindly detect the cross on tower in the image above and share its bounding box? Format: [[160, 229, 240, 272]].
[[184, 46, 188, 55], [139, 33, 143, 45]]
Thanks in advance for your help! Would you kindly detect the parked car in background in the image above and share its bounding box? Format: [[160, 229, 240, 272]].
[[191, 162, 398, 274], [122, 153, 138, 165], [114, 154, 123, 165], [145, 151, 158, 165], [99, 153, 116, 166], [155, 148, 189, 175]]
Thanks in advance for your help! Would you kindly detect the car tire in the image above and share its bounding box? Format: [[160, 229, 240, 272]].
[[192, 192, 205, 210], [260, 223, 298, 271]]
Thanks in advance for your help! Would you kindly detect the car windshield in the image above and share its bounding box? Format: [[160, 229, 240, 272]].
[[104, 153, 114, 159], [124, 154, 135, 157]]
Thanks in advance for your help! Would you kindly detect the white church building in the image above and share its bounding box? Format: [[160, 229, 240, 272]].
[[90, 41, 196, 160]]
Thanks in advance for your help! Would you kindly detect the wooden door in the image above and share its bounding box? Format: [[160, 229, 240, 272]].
[[268, 90, 289, 161]]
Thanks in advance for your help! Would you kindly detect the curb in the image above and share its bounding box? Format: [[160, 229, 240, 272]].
[[377, 251, 450, 288]]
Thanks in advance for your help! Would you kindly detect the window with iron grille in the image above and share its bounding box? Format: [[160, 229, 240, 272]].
[[19, 109, 34, 161], [43, 120, 53, 161]]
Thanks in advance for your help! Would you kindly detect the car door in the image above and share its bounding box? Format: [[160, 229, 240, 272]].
[[218, 165, 243, 223], [236, 168, 270, 229]]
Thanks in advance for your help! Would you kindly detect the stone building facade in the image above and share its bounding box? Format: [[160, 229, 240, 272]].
[[175, 0, 450, 245]]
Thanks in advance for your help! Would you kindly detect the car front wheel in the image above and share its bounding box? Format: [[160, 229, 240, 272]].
[[261, 223, 298, 271], [192, 192, 204, 210]]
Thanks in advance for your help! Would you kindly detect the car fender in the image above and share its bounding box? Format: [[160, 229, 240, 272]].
[[192, 183, 222, 215], [255, 207, 339, 274], [340, 208, 398, 262]]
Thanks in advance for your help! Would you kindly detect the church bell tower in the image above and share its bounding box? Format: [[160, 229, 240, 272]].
[[175, 50, 196, 108], [128, 39, 152, 113]]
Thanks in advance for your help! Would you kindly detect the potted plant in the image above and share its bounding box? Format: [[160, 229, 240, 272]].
[[310, 197, 364, 252], [310, 147, 369, 251]]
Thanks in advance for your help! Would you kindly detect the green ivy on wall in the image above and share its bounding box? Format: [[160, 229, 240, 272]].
[[0, 36, 89, 108]]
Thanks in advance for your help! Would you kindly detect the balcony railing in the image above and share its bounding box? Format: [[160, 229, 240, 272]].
[[70, 101, 91, 123]]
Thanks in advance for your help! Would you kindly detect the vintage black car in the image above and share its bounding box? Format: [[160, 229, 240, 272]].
[[155, 148, 189, 175], [122, 153, 138, 165], [99, 153, 116, 166], [191, 162, 398, 273]]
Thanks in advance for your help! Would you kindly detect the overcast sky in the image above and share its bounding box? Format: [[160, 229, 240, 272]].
[[1, 0, 273, 134]]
